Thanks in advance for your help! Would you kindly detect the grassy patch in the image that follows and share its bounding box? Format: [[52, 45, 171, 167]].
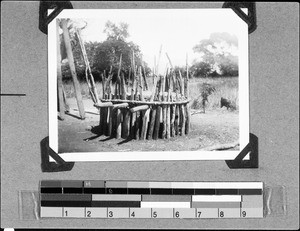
[[189, 77, 238, 111], [62, 76, 239, 112]]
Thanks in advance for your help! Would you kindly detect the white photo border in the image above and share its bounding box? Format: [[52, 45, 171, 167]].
[[48, 9, 249, 162]]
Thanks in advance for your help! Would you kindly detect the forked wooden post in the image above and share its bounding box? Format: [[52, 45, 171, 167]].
[[56, 19, 65, 120], [61, 19, 85, 119]]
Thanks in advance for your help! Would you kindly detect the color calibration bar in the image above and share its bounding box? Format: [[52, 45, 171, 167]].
[[40, 181, 263, 219]]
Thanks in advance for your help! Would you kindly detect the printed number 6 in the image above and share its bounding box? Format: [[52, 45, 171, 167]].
[[175, 211, 180, 218]]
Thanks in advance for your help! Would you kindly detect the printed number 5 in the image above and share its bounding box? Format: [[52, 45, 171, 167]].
[[153, 211, 157, 218]]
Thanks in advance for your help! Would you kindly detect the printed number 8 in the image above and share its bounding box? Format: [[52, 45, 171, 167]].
[[220, 211, 224, 217]]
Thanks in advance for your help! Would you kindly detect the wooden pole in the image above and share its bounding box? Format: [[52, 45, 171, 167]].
[[153, 75, 162, 140], [116, 108, 122, 139], [141, 108, 150, 140], [76, 28, 99, 104], [142, 63, 148, 91], [175, 104, 179, 135], [61, 19, 85, 119], [161, 69, 167, 139], [57, 20, 65, 120], [61, 84, 70, 112], [185, 53, 191, 135], [139, 66, 143, 101], [166, 72, 171, 139]]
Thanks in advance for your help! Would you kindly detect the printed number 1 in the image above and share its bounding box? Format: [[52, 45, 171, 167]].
[[65, 210, 68, 217]]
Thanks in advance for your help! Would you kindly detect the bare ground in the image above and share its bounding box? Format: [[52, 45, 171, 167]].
[[58, 98, 239, 153]]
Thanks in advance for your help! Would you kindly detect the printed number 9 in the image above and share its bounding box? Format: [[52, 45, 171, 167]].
[[242, 211, 246, 217]]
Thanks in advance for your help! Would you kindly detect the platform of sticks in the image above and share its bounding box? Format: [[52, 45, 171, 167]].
[[93, 59, 191, 140], [62, 22, 191, 140]]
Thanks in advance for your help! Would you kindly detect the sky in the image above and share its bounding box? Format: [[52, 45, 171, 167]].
[[64, 9, 246, 75]]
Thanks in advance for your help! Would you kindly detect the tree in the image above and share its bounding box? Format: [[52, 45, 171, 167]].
[[103, 21, 129, 41], [192, 32, 239, 77], [190, 61, 211, 77], [92, 21, 150, 81]]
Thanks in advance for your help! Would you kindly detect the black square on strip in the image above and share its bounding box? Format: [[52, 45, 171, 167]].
[[40, 187, 62, 194], [128, 188, 150, 194], [41, 201, 91, 207], [106, 188, 128, 194], [150, 188, 172, 195], [194, 189, 216, 195], [173, 189, 195, 195], [83, 188, 106, 194], [63, 188, 83, 194], [216, 189, 238, 195], [238, 189, 262, 195]]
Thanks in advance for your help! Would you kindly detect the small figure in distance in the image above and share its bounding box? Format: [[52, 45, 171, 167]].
[[220, 97, 236, 111]]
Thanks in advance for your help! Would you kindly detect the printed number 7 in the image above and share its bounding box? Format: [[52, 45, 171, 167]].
[[197, 211, 201, 218]]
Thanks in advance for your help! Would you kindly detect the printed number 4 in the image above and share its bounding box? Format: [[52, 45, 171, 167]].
[[131, 211, 135, 217]]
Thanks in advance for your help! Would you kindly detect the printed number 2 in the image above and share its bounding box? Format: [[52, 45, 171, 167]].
[[86, 210, 91, 217]]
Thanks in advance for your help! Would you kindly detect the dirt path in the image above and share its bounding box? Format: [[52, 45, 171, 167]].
[[58, 98, 239, 153]]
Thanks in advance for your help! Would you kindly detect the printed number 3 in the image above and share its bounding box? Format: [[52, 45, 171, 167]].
[[109, 211, 113, 217]]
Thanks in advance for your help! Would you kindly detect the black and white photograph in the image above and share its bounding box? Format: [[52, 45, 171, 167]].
[[48, 9, 249, 161]]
